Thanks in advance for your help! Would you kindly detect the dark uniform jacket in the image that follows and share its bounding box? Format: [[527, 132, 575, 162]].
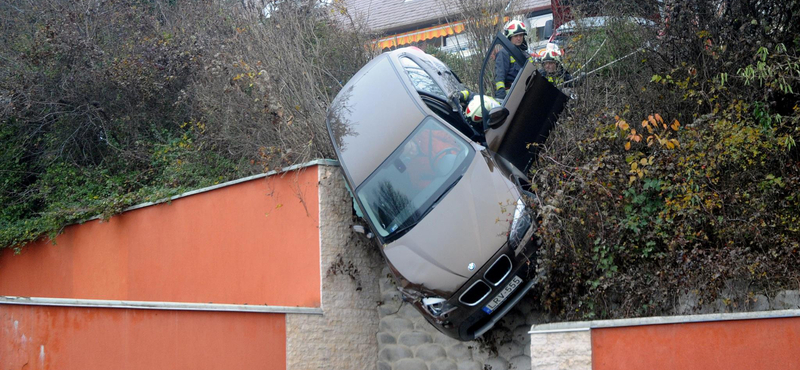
[[494, 47, 526, 99]]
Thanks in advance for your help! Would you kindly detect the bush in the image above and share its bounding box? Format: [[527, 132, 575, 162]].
[[528, 0, 800, 319], [0, 0, 375, 251]]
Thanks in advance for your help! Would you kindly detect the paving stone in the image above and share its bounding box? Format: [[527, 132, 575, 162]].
[[431, 330, 461, 346], [399, 303, 424, 319], [379, 332, 398, 345], [484, 356, 509, 370], [416, 344, 447, 361], [380, 293, 404, 316], [499, 311, 526, 331], [456, 360, 483, 370], [677, 291, 700, 314], [488, 326, 513, 344], [508, 355, 531, 370], [525, 311, 547, 327], [446, 343, 472, 361], [379, 361, 393, 370], [512, 325, 530, 346], [379, 345, 414, 362], [469, 344, 490, 364], [381, 277, 398, 293], [750, 294, 770, 311], [429, 359, 458, 370], [523, 341, 531, 357], [399, 331, 433, 347], [773, 290, 800, 309], [381, 316, 415, 333], [513, 297, 534, 316], [395, 358, 429, 370], [497, 339, 524, 360]]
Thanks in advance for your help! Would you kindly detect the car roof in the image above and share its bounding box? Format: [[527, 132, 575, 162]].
[[327, 49, 429, 187], [557, 16, 655, 33]]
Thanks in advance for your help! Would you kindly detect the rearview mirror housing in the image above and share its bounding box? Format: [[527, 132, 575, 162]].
[[487, 107, 509, 129]]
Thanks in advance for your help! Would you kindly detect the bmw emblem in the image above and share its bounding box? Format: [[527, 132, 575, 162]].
[[468, 263, 476, 271]]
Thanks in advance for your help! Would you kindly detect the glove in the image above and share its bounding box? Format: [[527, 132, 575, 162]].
[[494, 88, 506, 100]]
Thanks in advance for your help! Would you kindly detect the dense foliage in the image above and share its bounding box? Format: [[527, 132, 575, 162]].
[[0, 0, 375, 251], [528, 0, 800, 318]]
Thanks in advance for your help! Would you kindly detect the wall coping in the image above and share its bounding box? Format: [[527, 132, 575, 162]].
[[113, 158, 340, 217], [0, 296, 324, 315], [529, 309, 800, 334]]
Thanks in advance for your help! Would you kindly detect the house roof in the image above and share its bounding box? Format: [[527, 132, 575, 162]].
[[343, 0, 550, 34]]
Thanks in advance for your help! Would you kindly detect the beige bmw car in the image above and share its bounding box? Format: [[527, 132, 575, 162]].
[[326, 37, 567, 340]]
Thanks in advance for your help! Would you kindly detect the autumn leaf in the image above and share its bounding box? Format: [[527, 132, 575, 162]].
[[648, 115, 657, 125], [654, 113, 664, 123], [625, 141, 631, 151], [671, 119, 681, 131], [617, 120, 630, 130]]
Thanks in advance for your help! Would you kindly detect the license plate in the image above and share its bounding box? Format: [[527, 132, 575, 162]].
[[482, 275, 522, 314]]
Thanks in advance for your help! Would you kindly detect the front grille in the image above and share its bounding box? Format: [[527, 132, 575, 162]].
[[484, 255, 512, 286], [459, 280, 491, 306]]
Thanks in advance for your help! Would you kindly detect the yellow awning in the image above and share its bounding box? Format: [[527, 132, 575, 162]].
[[375, 16, 511, 50], [376, 21, 466, 50]]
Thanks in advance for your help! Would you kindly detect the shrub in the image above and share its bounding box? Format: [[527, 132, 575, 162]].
[[528, 0, 800, 319]]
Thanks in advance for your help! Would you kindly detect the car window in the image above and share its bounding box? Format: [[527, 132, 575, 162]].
[[400, 57, 447, 99], [355, 117, 473, 241]]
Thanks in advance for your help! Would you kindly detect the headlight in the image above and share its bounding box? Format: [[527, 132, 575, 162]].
[[508, 198, 532, 249], [422, 296, 458, 317]]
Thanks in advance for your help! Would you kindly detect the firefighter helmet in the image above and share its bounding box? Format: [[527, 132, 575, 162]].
[[465, 95, 501, 122], [503, 20, 528, 39]]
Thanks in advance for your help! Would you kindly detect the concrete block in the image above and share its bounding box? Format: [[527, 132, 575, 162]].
[[416, 344, 447, 361], [395, 358, 429, 370]]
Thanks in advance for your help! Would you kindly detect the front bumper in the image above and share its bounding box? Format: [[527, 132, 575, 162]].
[[410, 230, 540, 341]]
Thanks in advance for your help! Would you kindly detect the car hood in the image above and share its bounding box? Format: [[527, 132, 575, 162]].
[[383, 151, 520, 295]]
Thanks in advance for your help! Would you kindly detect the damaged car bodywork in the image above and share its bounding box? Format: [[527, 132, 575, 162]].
[[326, 36, 568, 341]]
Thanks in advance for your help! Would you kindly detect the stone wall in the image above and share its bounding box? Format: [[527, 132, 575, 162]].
[[529, 331, 591, 370], [285, 165, 385, 370]]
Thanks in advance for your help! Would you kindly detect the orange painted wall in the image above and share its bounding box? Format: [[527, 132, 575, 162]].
[[0, 168, 321, 307], [592, 317, 800, 370], [1, 304, 286, 370]]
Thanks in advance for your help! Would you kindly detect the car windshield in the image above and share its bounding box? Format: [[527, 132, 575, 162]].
[[355, 117, 473, 241]]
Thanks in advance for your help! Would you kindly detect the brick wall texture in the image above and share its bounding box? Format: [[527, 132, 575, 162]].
[[285, 166, 384, 370]]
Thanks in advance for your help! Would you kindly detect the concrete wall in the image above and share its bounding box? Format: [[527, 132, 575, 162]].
[[530, 310, 800, 370], [285, 166, 384, 370], [0, 161, 383, 370]]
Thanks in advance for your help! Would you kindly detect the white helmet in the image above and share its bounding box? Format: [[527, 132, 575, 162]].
[[465, 95, 501, 122]]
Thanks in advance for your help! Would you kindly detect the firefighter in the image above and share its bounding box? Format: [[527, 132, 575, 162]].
[[539, 48, 573, 86], [494, 20, 530, 100]]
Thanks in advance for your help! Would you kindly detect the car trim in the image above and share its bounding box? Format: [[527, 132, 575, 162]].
[[458, 280, 492, 306], [483, 254, 512, 286]]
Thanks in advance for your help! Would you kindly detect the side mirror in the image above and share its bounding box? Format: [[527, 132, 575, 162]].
[[543, 20, 554, 39], [487, 107, 509, 129]]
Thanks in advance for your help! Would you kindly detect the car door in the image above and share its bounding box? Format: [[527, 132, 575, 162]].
[[477, 32, 570, 174]]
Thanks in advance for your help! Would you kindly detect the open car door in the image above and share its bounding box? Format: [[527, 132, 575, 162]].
[[477, 32, 570, 174]]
